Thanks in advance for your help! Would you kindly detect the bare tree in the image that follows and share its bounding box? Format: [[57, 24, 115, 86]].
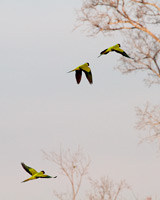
[[77, 0, 160, 147], [42, 148, 157, 199], [136, 103, 160, 146], [42, 147, 90, 200], [87, 177, 130, 200], [87, 177, 157, 200]]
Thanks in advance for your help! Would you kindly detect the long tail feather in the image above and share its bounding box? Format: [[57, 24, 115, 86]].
[[67, 70, 74, 73], [21, 178, 30, 183]]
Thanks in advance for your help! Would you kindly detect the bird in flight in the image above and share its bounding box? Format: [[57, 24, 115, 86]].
[[68, 62, 93, 84], [21, 162, 57, 183], [98, 44, 132, 58]]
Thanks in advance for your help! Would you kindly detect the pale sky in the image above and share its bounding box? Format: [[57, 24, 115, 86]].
[[0, 1, 160, 200]]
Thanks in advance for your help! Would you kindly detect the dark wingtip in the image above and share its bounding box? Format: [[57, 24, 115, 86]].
[[126, 55, 133, 59], [88, 79, 93, 84], [21, 162, 25, 167]]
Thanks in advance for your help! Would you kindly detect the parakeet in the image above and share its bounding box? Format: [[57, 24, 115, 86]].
[[21, 162, 57, 183], [68, 62, 93, 84], [98, 44, 132, 58]]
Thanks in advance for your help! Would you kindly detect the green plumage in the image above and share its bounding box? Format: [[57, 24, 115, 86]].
[[21, 162, 57, 183], [68, 62, 93, 84], [98, 44, 132, 58]]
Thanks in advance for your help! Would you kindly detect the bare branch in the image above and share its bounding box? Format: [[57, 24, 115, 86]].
[[132, 0, 160, 12], [87, 177, 132, 200], [135, 103, 160, 146], [42, 147, 90, 200], [77, 0, 160, 41]]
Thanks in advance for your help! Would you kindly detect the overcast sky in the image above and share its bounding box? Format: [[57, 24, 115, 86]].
[[0, 1, 160, 200]]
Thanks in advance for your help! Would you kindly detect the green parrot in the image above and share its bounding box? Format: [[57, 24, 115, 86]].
[[21, 162, 57, 183], [98, 44, 132, 58], [68, 62, 93, 84]]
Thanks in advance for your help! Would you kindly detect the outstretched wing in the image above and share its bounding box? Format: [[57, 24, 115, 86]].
[[114, 49, 131, 58], [75, 70, 82, 84], [99, 48, 109, 56], [39, 174, 57, 178], [21, 162, 37, 176], [112, 45, 131, 58], [84, 71, 93, 84]]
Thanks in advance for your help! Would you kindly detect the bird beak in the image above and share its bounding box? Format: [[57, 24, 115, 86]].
[[97, 55, 101, 58]]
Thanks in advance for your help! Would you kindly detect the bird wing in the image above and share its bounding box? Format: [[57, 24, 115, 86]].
[[75, 70, 82, 84], [83, 71, 93, 84], [112, 45, 131, 58], [39, 174, 57, 178], [99, 48, 109, 56], [117, 51, 131, 58], [79, 64, 93, 84], [21, 162, 38, 176], [114, 49, 131, 58]]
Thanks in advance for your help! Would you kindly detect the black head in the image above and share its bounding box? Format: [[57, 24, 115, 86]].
[[41, 170, 45, 174], [118, 44, 121, 47], [87, 62, 89, 66]]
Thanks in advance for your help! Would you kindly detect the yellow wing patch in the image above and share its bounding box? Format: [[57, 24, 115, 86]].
[[29, 168, 38, 175], [21, 162, 37, 176], [79, 63, 91, 73], [112, 44, 123, 52]]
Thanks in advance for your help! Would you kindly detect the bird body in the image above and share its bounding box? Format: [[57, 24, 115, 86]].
[[68, 62, 93, 84], [98, 44, 131, 58], [21, 162, 57, 183]]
